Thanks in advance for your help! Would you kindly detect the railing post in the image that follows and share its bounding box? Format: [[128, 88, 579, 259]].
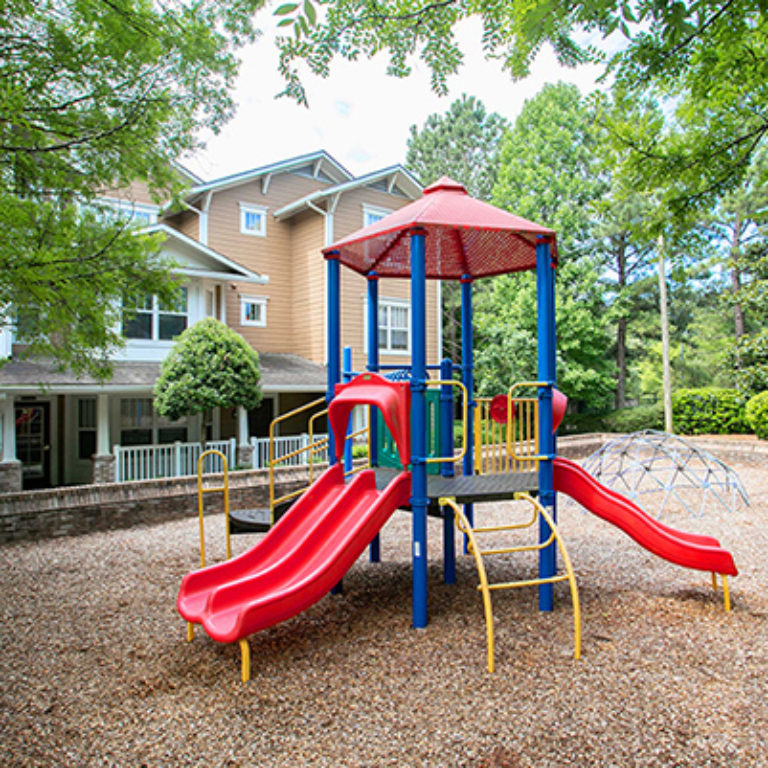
[[174, 441, 182, 478], [113, 445, 121, 483]]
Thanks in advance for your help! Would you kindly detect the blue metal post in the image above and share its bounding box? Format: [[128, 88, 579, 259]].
[[326, 253, 341, 467], [367, 273, 381, 563], [440, 357, 456, 584], [410, 228, 428, 629], [343, 346, 354, 472], [536, 237, 557, 611], [461, 276, 475, 552]]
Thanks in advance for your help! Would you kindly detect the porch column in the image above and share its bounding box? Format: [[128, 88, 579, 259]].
[[0, 395, 21, 492], [236, 405, 251, 468], [92, 393, 115, 484]]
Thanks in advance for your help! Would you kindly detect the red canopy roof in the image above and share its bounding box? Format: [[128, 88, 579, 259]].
[[323, 176, 557, 280]]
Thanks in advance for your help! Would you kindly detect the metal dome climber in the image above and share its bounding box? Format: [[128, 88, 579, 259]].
[[579, 431, 750, 519]]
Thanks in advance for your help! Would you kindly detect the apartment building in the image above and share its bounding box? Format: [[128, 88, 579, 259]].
[[0, 151, 441, 491]]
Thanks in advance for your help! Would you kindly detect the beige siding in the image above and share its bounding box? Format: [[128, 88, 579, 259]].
[[102, 179, 160, 205], [291, 211, 326, 361], [332, 188, 440, 369], [164, 209, 199, 240], [211, 173, 329, 354]]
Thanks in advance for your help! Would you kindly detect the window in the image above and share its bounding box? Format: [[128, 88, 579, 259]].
[[240, 295, 267, 327], [240, 203, 267, 236], [77, 398, 97, 460], [378, 299, 410, 353], [97, 199, 159, 226], [119, 398, 187, 445], [123, 288, 188, 341], [363, 204, 391, 228]]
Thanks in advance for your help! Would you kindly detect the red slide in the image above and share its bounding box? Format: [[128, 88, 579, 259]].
[[177, 464, 411, 644], [552, 456, 737, 576]]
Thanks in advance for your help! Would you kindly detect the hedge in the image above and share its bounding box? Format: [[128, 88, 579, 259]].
[[746, 391, 768, 440], [671, 388, 749, 435]]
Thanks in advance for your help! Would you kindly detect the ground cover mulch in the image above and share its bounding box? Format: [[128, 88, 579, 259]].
[[0, 458, 766, 767]]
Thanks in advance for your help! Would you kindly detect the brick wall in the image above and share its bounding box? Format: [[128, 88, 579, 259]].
[[0, 465, 313, 545]]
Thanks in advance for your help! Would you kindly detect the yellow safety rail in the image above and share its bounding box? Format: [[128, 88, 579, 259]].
[[440, 494, 581, 673], [425, 379, 468, 467], [712, 572, 731, 611], [269, 398, 371, 522], [188, 449, 232, 644]]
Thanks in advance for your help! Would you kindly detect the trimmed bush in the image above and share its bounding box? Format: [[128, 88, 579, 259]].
[[672, 388, 749, 435], [746, 391, 768, 440], [604, 402, 665, 433]]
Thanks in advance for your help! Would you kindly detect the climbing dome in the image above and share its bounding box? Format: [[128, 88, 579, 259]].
[[578, 430, 750, 519]]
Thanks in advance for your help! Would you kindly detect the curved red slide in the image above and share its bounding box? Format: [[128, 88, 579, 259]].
[[178, 466, 411, 644], [552, 456, 737, 576]]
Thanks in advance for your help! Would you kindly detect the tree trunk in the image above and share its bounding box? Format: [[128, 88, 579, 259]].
[[616, 233, 628, 409], [658, 234, 673, 433], [730, 214, 745, 343]]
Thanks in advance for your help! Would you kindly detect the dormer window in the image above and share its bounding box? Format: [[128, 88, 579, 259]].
[[240, 202, 267, 236], [363, 204, 391, 227]]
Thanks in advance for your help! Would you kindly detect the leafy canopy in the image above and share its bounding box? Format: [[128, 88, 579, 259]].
[[1, 0, 263, 378], [154, 318, 263, 422]]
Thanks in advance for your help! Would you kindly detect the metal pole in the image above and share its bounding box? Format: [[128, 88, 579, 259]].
[[536, 237, 557, 611], [326, 252, 341, 466], [367, 272, 381, 562], [461, 275, 475, 551], [410, 228, 428, 629], [440, 357, 456, 584]]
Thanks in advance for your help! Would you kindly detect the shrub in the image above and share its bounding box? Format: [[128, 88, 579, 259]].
[[604, 402, 665, 433], [672, 388, 749, 435], [559, 411, 609, 435], [352, 444, 369, 459], [746, 391, 768, 440]]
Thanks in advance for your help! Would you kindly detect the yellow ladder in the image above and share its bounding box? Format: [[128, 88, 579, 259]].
[[441, 494, 581, 673]]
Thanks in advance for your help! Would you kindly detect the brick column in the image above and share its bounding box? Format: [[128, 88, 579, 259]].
[[0, 397, 21, 492], [92, 454, 116, 484]]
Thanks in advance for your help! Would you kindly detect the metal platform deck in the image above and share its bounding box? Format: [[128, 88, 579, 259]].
[[374, 468, 538, 505]]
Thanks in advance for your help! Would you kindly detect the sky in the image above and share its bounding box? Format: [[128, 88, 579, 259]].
[[183, 16, 607, 183]]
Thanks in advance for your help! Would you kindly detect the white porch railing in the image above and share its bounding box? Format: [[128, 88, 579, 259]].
[[113, 438, 237, 482], [250, 433, 329, 469]]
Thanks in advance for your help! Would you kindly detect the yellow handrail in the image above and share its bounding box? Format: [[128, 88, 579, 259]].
[[269, 397, 327, 516], [189, 449, 231, 643], [425, 379, 468, 466], [441, 497, 496, 673]]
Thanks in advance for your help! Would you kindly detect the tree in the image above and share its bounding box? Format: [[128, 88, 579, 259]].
[[477, 83, 616, 411], [275, 0, 767, 209], [1, 0, 263, 378], [406, 95, 508, 200], [154, 318, 262, 422], [405, 95, 508, 363]]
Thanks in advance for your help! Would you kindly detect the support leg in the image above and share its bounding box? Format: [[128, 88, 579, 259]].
[[239, 638, 251, 683]]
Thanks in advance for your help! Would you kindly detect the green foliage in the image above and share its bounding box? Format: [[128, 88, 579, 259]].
[[154, 319, 262, 422], [406, 95, 508, 200], [475, 84, 615, 412], [745, 391, 768, 440], [603, 403, 664, 434], [1, 0, 263, 377], [671, 388, 749, 435], [351, 444, 369, 459]]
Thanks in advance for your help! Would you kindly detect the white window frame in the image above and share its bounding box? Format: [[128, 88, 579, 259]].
[[240, 295, 268, 327], [239, 202, 268, 237], [99, 198, 159, 226], [122, 288, 188, 342], [362, 204, 392, 228], [377, 297, 411, 355]]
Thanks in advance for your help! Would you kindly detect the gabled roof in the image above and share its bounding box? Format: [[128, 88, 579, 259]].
[[143, 224, 268, 284], [187, 151, 352, 199], [273, 165, 423, 221]]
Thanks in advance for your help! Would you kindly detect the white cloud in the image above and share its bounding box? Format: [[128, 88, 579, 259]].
[[183, 16, 607, 181]]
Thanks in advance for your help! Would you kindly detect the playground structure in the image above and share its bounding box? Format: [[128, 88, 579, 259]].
[[579, 430, 750, 519], [178, 177, 738, 680]]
